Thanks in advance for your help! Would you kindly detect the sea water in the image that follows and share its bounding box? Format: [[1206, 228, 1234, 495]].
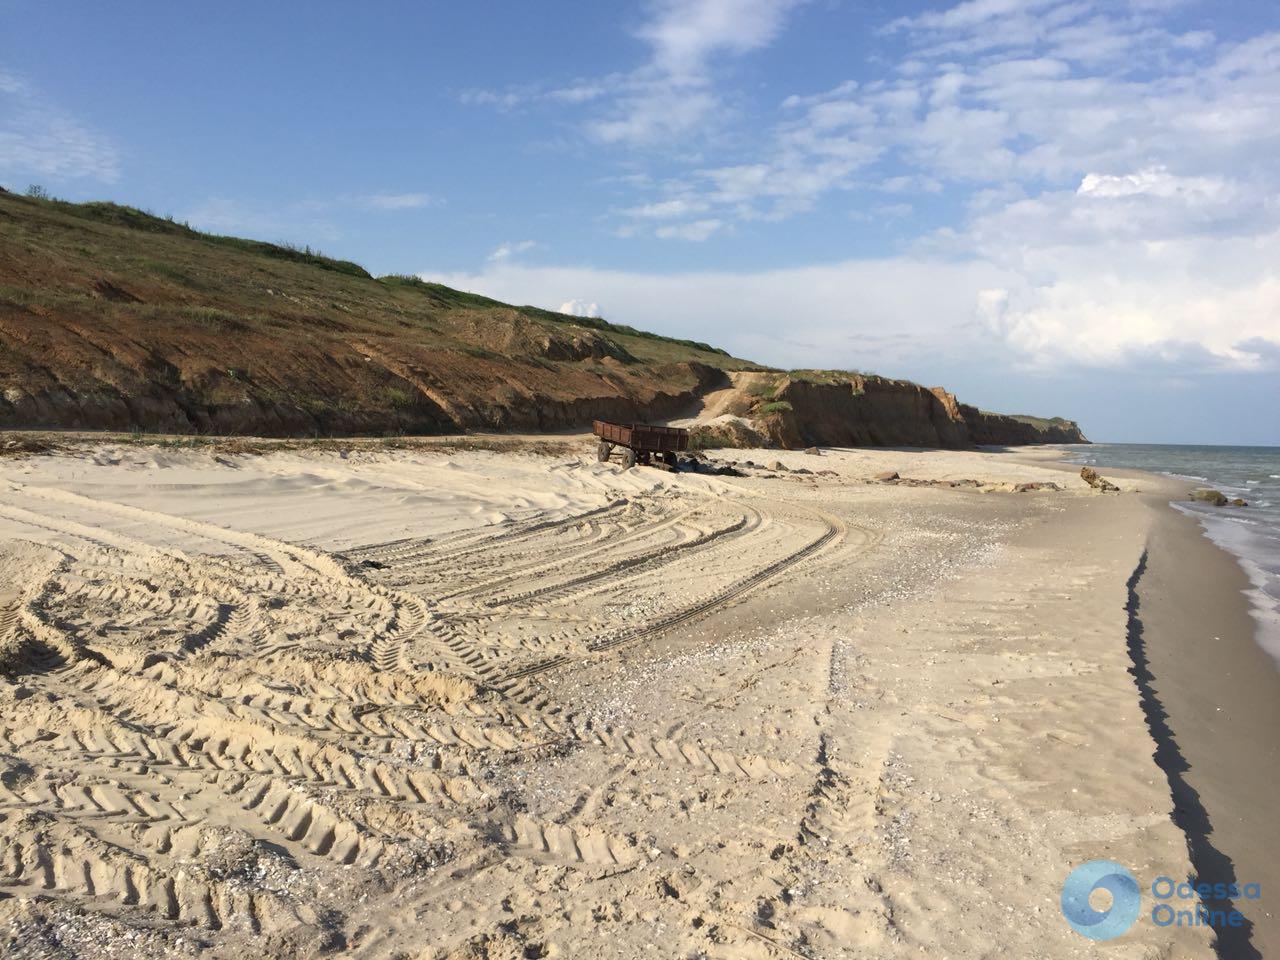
[[1065, 443, 1280, 669]]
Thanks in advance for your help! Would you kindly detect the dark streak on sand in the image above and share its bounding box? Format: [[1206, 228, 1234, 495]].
[[1127, 548, 1258, 960]]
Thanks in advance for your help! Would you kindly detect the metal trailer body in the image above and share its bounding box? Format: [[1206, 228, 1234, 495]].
[[592, 420, 689, 470]]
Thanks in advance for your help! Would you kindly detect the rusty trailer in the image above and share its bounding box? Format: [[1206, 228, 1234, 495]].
[[593, 420, 689, 470]]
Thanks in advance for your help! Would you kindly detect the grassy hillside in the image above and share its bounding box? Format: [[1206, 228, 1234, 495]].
[[0, 186, 1083, 445], [0, 187, 757, 435]]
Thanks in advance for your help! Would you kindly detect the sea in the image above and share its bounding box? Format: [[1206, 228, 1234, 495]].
[[1064, 443, 1280, 668]]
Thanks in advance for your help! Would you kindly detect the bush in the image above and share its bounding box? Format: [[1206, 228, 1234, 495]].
[[385, 386, 416, 409]]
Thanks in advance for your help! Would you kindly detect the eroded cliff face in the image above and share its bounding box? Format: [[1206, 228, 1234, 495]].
[[0, 351, 725, 438], [958, 404, 1089, 446], [757, 376, 1087, 449]]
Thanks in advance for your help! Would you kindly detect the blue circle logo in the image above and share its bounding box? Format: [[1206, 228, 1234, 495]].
[[1061, 860, 1141, 940]]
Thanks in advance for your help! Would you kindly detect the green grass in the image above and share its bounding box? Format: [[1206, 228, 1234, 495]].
[[979, 411, 1080, 429], [785, 368, 874, 384], [10, 192, 371, 279], [758, 400, 793, 414], [384, 386, 416, 409], [745, 379, 780, 399], [175, 306, 247, 332], [380, 275, 733, 358], [1008, 414, 1078, 428], [135, 258, 195, 284], [2, 190, 752, 371]]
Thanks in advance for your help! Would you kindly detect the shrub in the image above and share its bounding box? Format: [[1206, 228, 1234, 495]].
[[385, 386, 416, 409], [745, 380, 779, 399]]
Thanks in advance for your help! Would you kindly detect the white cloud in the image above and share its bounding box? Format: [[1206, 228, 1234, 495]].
[[975, 238, 1280, 370], [488, 239, 539, 262], [0, 69, 119, 183], [654, 218, 723, 241], [457, 88, 528, 109], [362, 192, 437, 210], [423, 257, 1008, 371], [458, 1, 808, 241], [621, 198, 709, 220], [590, 89, 719, 146], [559, 299, 603, 317], [638, 0, 805, 78], [590, 0, 805, 147], [887, 0, 1060, 34], [451, 1, 1280, 375], [183, 198, 341, 245], [425, 222, 1280, 374], [460, 0, 805, 152]]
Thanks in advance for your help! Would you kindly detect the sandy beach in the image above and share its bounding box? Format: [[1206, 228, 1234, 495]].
[[0, 436, 1271, 959]]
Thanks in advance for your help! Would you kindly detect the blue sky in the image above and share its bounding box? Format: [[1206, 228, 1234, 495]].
[[3, 0, 1279, 443]]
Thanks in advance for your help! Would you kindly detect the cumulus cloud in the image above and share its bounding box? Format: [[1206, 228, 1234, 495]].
[[965, 182, 1280, 370], [1076, 168, 1232, 203], [426, 159, 1280, 375]]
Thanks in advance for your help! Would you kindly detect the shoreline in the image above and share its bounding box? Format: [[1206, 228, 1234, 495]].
[[1027, 446, 1278, 957], [1054, 441, 1280, 672], [1134, 492, 1280, 958]]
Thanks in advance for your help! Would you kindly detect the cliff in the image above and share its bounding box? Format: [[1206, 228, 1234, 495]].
[[959, 406, 1089, 446], [0, 188, 1085, 446], [751, 375, 1087, 448]]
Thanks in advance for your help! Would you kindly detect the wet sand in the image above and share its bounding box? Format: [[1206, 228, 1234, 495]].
[[1135, 496, 1280, 958]]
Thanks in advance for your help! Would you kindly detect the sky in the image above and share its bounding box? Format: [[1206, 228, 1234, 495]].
[[2, 0, 1278, 444]]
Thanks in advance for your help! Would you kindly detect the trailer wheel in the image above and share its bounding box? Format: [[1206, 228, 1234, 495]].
[[663, 451, 678, 471], [622, 448, 637, 469], [596, 441, 613, 462]]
